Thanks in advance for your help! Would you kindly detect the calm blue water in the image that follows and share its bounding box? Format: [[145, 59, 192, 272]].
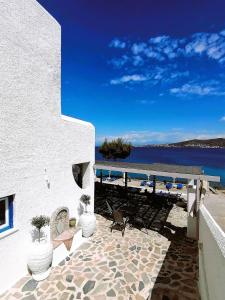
[[96, 147, 225, 187]]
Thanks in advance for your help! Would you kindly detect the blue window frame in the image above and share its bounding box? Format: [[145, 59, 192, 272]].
[[0, 196, 13, 234]]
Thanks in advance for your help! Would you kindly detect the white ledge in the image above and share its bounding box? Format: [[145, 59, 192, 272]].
[[60, 114, 95, 130], [0, 228, 19, 240]]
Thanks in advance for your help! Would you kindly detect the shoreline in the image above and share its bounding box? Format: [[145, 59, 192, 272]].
[[95, 176, 225, 195], [95, 177, 188, 196]]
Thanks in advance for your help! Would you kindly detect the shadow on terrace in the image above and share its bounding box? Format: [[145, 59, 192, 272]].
[[95, 182, 199, 300], [95, 182, 180, 233], [149, 223, 199, 300]]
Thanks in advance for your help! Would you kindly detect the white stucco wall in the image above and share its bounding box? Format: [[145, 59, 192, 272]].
[[0, 0, 95, 293], [199, 205, 225, 300]]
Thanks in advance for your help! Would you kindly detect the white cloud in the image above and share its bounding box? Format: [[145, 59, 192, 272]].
[[97, 130, 225, 145], [144, 48, 165, 61], [109, 66, 190, 87], [108, 29, 225, 90], [184, 32, 225, 62], [220, 116, 225, 121], [110, 74, 148, 85], [137, 100, 156, 105], [149, 35, 170, 45], [170, 81, 225, 97], [132, 55, 144, 66], [110, 29, 225, 66], [131, 43, 147, 55], [109, 38, 126, 49], [131, 42, 165, 61], [148, 31, 225, 63], [109, 55, 129, 68], [170, 71, 189, 79]]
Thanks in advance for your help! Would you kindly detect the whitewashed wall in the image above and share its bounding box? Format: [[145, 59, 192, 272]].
[[199, 205, 225, 300], [0, 0, 95, 293]]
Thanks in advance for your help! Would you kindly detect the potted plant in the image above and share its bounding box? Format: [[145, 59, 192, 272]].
[[27, 215, 53, 281], [79, 194, 96, 237]]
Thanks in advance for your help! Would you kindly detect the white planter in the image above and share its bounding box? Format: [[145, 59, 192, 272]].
[[79, 212, 96, 237], [28, 242, 53, 281]]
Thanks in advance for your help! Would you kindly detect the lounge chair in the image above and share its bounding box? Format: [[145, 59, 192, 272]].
[[140, 180, 146, 186], [106, 201, 128, 236]]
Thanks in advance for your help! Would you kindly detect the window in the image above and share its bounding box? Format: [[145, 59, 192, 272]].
[[72, 162, 90, 189], [0, 196, 13, 234], [72, 164, 83, 188]]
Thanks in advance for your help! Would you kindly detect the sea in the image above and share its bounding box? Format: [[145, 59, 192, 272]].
[[95, 147, 225, 187]]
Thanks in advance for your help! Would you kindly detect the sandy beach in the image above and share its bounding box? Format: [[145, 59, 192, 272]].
[[95, 176, 187, 198]]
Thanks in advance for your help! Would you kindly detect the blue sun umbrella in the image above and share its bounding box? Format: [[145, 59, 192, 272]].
[[177, 183, 183, 189], [166, 182, 173, 191]]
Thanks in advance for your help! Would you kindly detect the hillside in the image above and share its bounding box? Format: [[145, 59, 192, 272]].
[[169, 138, 225, 148], [140, 138, 225, 148]]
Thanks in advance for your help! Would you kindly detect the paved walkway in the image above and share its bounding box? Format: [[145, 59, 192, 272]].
[[1, 206, 199, 300]]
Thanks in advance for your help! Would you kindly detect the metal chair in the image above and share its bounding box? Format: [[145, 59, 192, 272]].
[[106, 201, 128, 236]]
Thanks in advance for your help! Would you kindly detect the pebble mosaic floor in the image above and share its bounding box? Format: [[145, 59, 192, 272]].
[[1, 206, 199, 300]]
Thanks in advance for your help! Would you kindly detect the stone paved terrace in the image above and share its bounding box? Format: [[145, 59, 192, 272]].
[[1, 203, 199, 300]]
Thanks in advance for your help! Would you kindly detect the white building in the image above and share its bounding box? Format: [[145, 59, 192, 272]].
[[0, 0, 95, 293]]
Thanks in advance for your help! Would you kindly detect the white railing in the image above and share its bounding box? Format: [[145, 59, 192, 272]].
[[199, 204, 225, 300]]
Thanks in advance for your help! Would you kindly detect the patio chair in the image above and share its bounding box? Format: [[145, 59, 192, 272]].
[[106, 201, 128, 236]]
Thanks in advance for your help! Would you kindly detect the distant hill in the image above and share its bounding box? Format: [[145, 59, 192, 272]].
[[169, 138, 225, 148], [142, 138, 225, 148]]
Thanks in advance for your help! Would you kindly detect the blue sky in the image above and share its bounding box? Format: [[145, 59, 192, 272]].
[[37, 0, 225, 145]]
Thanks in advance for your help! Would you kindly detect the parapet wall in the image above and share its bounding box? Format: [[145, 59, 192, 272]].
[[199, 202, 225, 300]]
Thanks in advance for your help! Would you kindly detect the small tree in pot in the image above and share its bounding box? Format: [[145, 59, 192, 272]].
[[31, 215, 50, 242], [80, 194, 91, 213], [79, 194, 96, 237], [28, 215, 53, 281]]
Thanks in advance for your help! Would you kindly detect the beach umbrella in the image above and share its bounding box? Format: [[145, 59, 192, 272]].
[[166, 182, 173, 191], [177, 183, 183, 189]]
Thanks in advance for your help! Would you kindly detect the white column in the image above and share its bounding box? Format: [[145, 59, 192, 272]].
[[188, 179, 195, 186], [123, 172, 125, 183], [196, 179, 201, 211], [187, 185, 198, 240]]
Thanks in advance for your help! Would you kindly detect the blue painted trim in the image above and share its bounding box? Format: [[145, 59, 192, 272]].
[[0, 225, 10, 233], [8, 197, 13, 228], [0, 196, 14, 233]]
